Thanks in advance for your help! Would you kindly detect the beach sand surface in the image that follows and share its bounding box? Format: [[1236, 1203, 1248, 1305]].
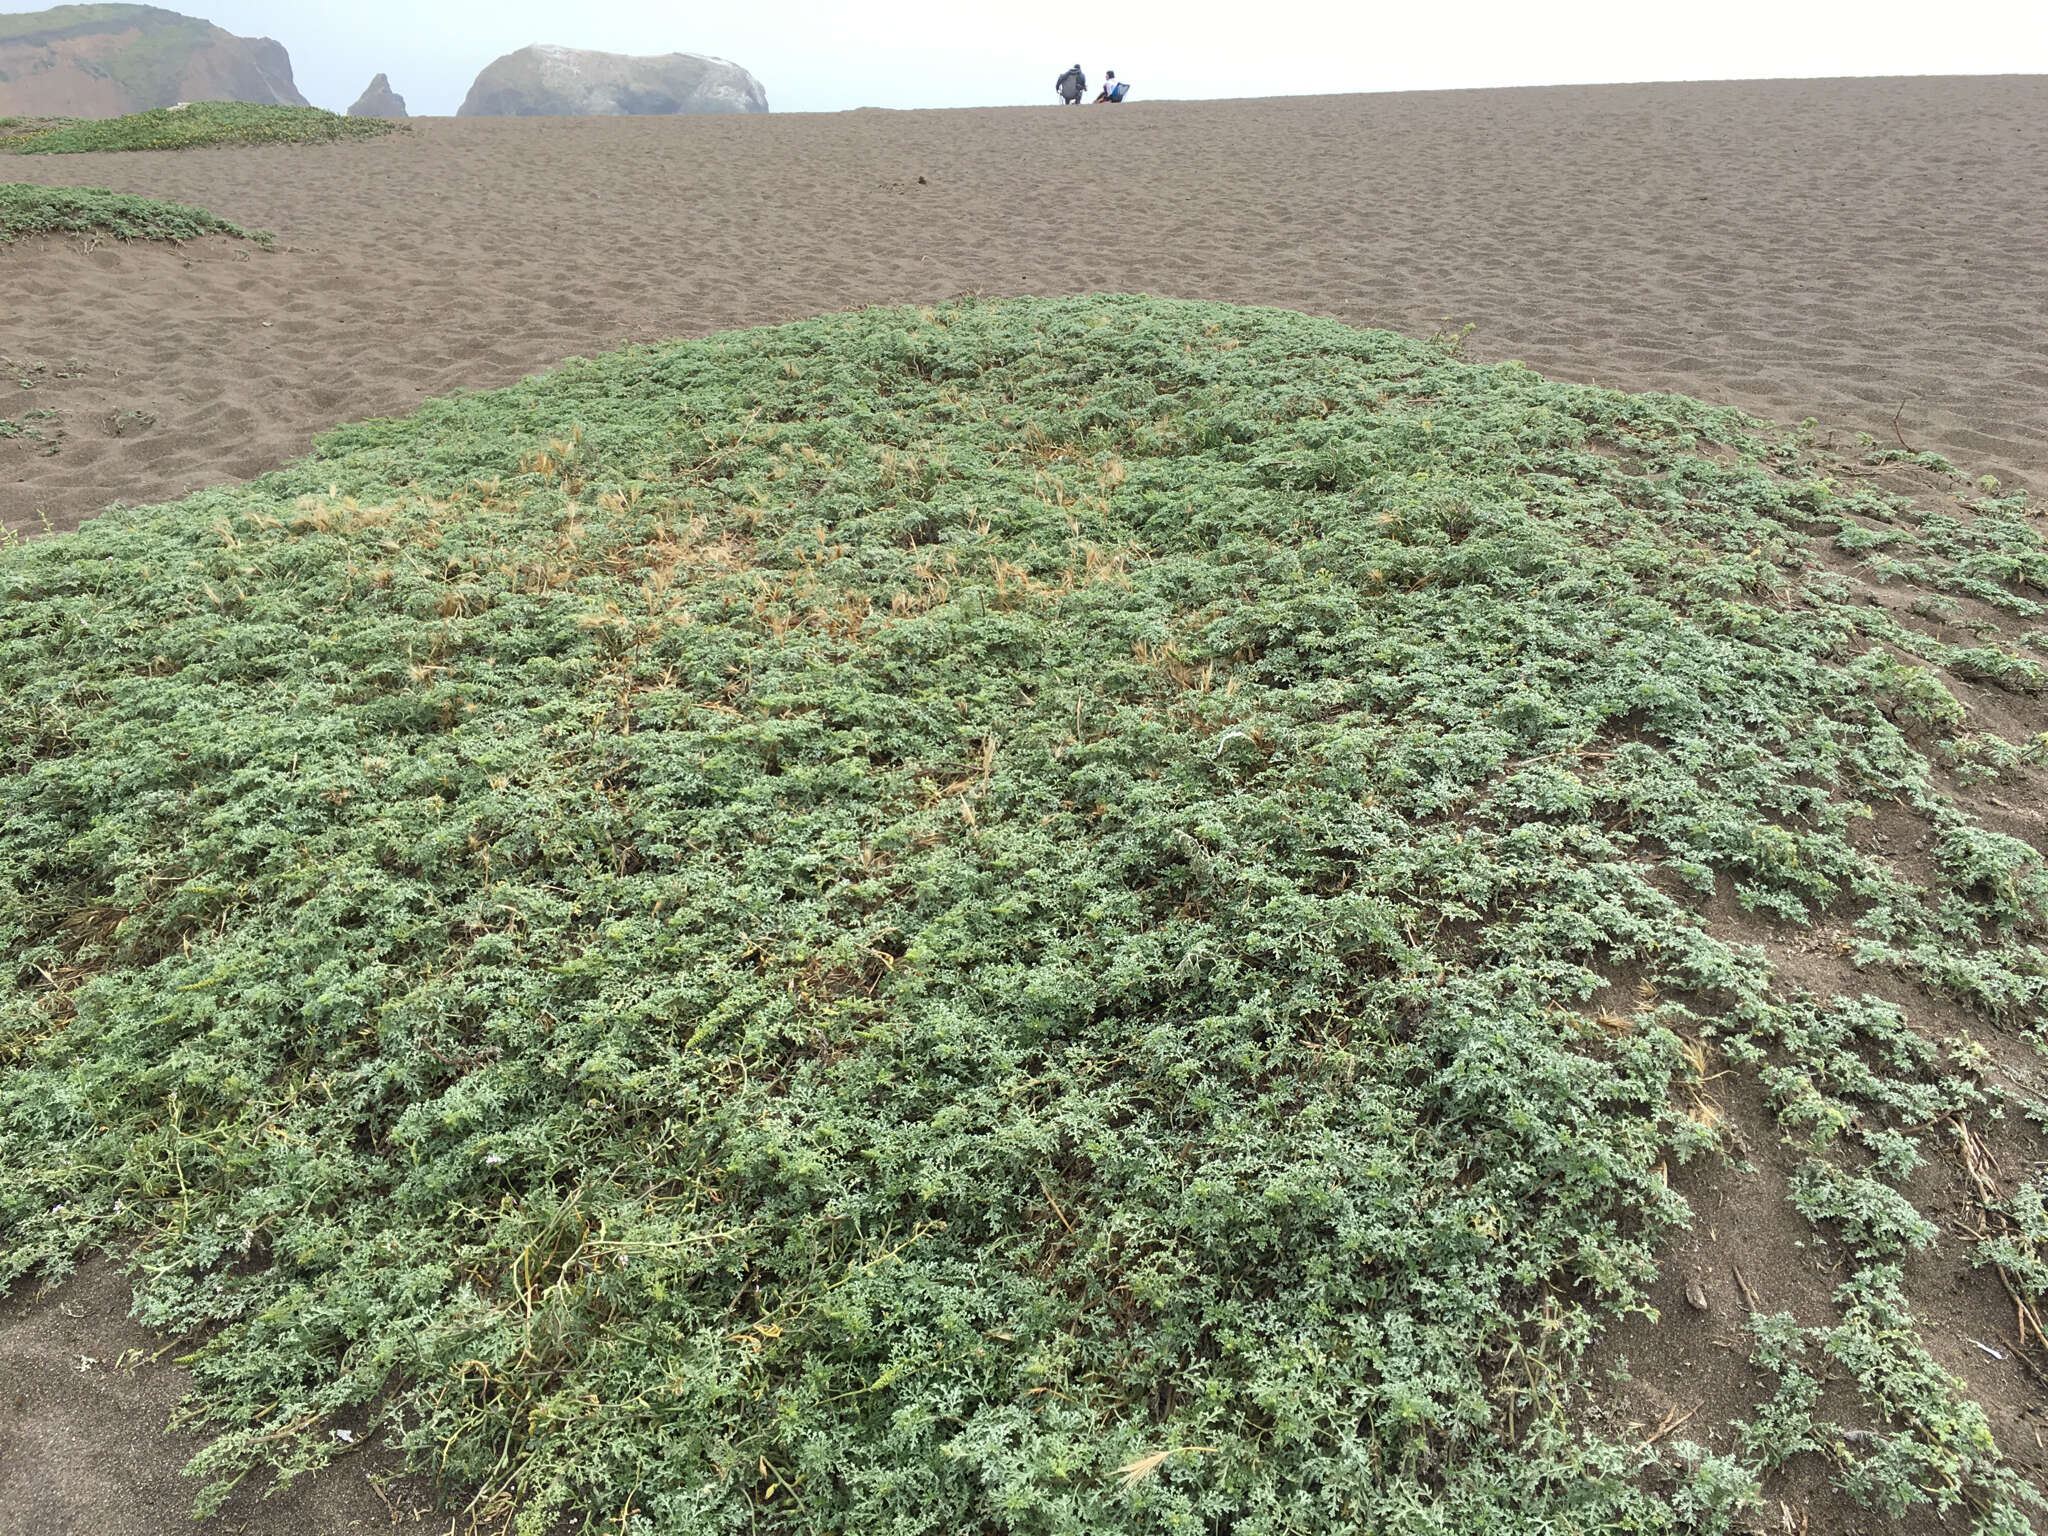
[[3, 77, 2045, 535]]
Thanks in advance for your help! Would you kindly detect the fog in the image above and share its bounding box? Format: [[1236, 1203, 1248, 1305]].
[[3, 0, 2043, 115]]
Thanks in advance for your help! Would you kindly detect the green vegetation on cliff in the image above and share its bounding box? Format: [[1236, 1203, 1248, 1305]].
[[0, 181, 263, 242], [0, 5, 172, 45], [3, 297, 2046, 1531], [0, 6, 308, 115], [3, 101, 397, 154], [98, 11, 219, 112]]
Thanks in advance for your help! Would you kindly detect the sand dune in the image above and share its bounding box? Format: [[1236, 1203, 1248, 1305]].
[[3, 76, 2045, 537], [4, 75, 2048, 1536]]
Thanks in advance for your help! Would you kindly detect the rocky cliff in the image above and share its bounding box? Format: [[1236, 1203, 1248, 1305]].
[[347, 72, 406, 119], [457, 44, 768, 118], [0, 5, 307, 119]]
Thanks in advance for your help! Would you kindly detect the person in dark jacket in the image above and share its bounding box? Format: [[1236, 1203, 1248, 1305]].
[[1056, 64, 1086, 105]]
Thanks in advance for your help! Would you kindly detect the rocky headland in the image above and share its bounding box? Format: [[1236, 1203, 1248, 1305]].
[[0, 3, 306, 117]]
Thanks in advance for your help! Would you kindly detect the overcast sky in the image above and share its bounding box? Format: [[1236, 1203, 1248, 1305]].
[[7, 0, 2046, 114]]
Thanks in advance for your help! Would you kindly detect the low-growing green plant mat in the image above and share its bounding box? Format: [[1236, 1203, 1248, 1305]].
[[5, 296, 2048, 1532], [2, 101, 401, 155], [0, 115, 73, 142], [0, 182, 267, 244]]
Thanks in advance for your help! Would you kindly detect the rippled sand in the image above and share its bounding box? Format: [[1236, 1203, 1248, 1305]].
[[4, 77, 2045, 536]]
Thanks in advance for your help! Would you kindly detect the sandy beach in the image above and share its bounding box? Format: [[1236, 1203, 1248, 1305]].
[[5, 74, 2048, 1536], [4, 75, 2046, 538]]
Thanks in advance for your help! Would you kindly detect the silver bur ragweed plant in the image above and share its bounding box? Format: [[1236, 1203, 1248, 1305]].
[[2, 101, 403, 155], [0, 182, 268, 244], [4, 297, 2047, 1532]]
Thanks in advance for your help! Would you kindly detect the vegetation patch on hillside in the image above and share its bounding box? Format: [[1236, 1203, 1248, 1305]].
[[4, 297, 2047, 1533], [2, 101, 401, 154], [0, 4, 173, 44], [0, 116, 70, 139], [0, 181, 265, 243]]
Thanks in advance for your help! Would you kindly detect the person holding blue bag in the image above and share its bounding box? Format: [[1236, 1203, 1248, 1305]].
[[1094, 71, 1130, 104]]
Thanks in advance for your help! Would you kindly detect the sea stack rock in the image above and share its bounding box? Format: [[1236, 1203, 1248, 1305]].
[[0, 4, 308, 118], [347, 73, 407, 119], [457, 44, 768, 117]]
